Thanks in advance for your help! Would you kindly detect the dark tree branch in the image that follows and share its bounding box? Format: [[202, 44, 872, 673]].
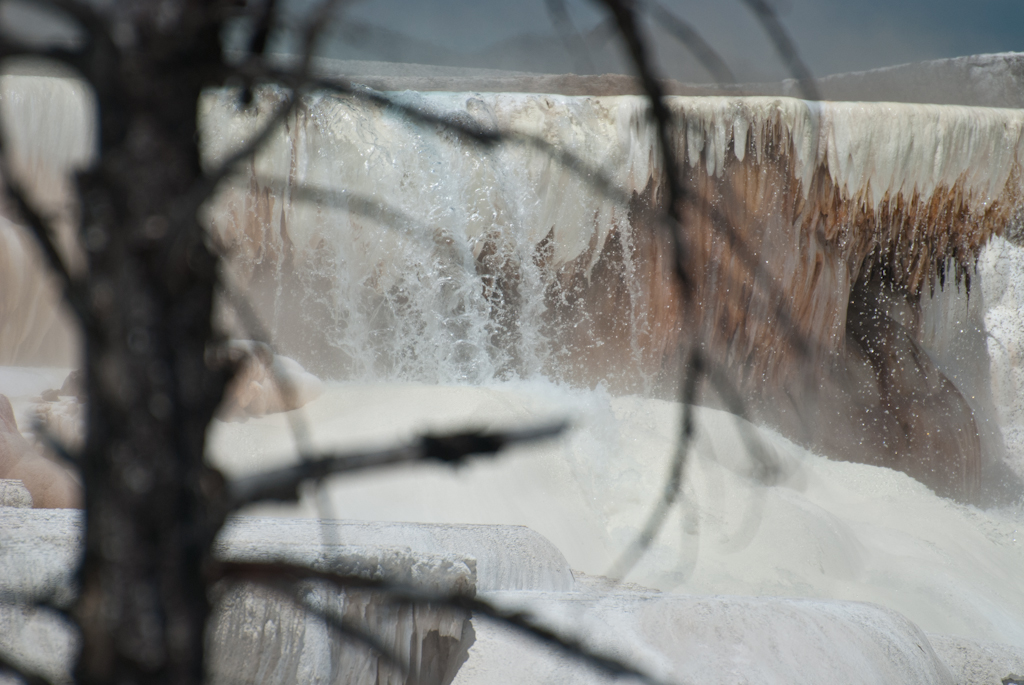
[[0, 173, 92, 329], [222, 59, 501, 145], [596, 0, 690, 295], [686, 191, 811, 359], [19, 0, 120, 97], [32, 0, 109, 41], [646, 1, 736, 84], [607, 348, 702, 581], [217, 561, 676, 685], [545, 0, 595, 74], [30, 419, 80, 468], [250, 580, 411, 675], [590, 1, 795, 584], [0, 38, 83, 69], [203, 90, 296, 189], [297, 0, 354, 74], [0, 0, 822, 679], [211, 287, 311, 433], [212, 48, 812, 386], [244, 179, 482, 259], [294, 595, 409, 675], [244, 0, 281, 57], [211, 283, 326, 497], [227, 421, 569, 508], [203, 0, 354, 191], [704, 364, 782, 484], [738, 0, 820, 100], [240, 180, 431, 238]]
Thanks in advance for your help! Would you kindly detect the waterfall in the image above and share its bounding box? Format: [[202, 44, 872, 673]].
[[3, 73, 1024, 498], [2, 68, 1024, 669], [197, 85, 1024, 502], [199, 89, 1024, 392]]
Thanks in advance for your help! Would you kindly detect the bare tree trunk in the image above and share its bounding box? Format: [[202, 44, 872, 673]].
[[69, 6, 229, 683]]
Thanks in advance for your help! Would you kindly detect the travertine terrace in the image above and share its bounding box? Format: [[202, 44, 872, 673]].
[[4, 71, 1024, 501]]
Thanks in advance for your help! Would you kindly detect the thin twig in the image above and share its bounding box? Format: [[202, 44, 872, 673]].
[[205, 0, 352, 186], [545, 0, 595, 74], [218, 560, 676, 685], [738, 0, 820, 101], [247, 579, 411, 674], [607, 348, 702, 581], [227, 421, 568, 507], [295, 0, 356, 75], [244, 0, 281, 57], [597, 0, 690, 294], [645, 1, 736, 84], [0, 174, 91, 329], [684, 189, 812, 360], [294, 593, 410, 675], [204, 90, 296, 188], [0, 38, 82, 68], [29, 419, 80, 468], [213, 283, 316, 452], [704, 363, 781, 484], [243, 179, 444, 250]]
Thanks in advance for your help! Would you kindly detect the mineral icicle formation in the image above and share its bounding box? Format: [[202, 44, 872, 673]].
[[0, 510, 481, 685], [3, 70, 1024, 501], [3, 509, 1024, 684], [199, 88, 1024, 502]]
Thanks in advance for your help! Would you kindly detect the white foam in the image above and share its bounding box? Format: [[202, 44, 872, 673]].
[[207, 380, 1024, 648]]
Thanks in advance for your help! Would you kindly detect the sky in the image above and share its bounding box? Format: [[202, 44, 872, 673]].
[[303, 0, 1024, 82], [2, 0, 1022, 83]]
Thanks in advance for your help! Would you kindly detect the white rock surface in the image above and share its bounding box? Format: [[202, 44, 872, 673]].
[[0, 508, 479, 685], [454, 592, 957, 685], [979, 235, 1024, 480], [206, 537, 475, 685], [220, 516, 575, 593], [0, 478, 31, 508], [210, 383, 1024, 649], [0, 603, 77, 685], [0, 508, 81, 603], [927, 634, 1024, 685], [784, 52, 1024, 109], [3, 507, 1022, 684]]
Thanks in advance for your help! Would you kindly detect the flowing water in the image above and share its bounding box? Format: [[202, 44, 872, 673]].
[[1, 72, 1023, 657]]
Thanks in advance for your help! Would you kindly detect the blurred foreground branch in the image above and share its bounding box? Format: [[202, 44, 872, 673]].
[[227, 421, 569, 507], [219, 560, 674, 685]]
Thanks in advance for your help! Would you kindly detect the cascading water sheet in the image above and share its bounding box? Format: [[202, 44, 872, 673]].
[[2, 74, 1024, 665]]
